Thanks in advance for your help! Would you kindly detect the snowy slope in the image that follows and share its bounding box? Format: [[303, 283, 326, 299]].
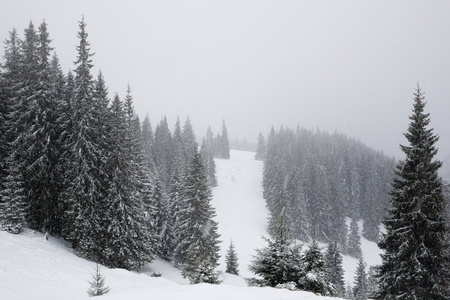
[[211, 150, 269, 278], [0, 150, 382, 299], [212, 150, 382, 284]]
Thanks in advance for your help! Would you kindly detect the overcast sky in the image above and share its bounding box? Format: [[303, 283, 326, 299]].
[[1, 0, 450, 176]]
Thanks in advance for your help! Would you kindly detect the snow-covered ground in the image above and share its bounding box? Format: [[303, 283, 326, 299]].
[[0, 150, 381, 299]]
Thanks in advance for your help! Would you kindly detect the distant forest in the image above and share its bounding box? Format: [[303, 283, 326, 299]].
[[256, 126, 396, 253]]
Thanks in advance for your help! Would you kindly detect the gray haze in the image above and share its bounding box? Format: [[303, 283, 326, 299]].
[[1, 0, 450, 178]]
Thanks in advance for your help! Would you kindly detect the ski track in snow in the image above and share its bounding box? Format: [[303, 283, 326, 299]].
[[0, 150, 382, 299]]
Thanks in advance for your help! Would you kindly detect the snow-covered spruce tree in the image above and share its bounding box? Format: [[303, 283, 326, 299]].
[[308, 164, 333, 242], [176, 150, 221, 283], [200, 136, 217, 187], [0, 80, 6, 215], [87, 264, 110, 297], [101, 94, 154, 270], [255, 132, 266, 161], [249, 204, 303, 288], [181, 117, 197, 164], [171, 117, 185, 171], [62, 18, 110, 260], [365, 266, 378, 299], [141, 114, 154, 168], [377, 86, 449, 299], [0, 30, 15, 190], [3, 21, 65, 235], [353, 257, 367, 300], [217, 119, 230, 159], [225, 240, 239, 275], [362, 162, 381, 243], [0, 29, 21, 231], [329, 170, 348, 252], [325, 241, 345, 297], [0, 164, 27, 233], [347, 218, 362, 258], [153, 116, 173, 187], [151, 175, 171, 260], [169, 165, 190, 265], [300, 239, 336, 296], [283, 156, 310, 242], [345, 282, 355, 300], [289, 183, 310, 242]]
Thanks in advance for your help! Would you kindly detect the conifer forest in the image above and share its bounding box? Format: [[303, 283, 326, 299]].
[[0, 17, 449, 300]]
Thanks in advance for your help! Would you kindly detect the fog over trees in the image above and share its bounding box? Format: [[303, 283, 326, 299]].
[[1, 16, 448, 299]]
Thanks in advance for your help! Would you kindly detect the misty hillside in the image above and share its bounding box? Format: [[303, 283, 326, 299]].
[[0, 150, 382, 299], [259, 126, 395, 251]]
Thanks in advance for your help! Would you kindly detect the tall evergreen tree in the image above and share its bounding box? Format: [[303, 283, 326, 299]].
[[101, 94, 154, 270], [168, 166, 189, 264], [141, 114, 154, 169], [181, 117, 197, 164], [0, 163, 27, 233], [0, 29, 22, 227], [216, 120, 230, 159], [347, 218, 362, 258], [153, 117, 173, 187], [62, 18, 110, 260], [174, 150, 221, 282], [325, 241, 346, 297], [3, 21, 65, 235], [353, 257, 367, 300], [365, 266, 378, 299], [151, 175, 171, 260], [200, 137, 217, 187], [377, 86, 449, 299], [171, 117, 185, 170], [255, 132, 266, 161]]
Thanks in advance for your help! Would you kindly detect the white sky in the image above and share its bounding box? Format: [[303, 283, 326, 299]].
[[1, 0, 450, 176]]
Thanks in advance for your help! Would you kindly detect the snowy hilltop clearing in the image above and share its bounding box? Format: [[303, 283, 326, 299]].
[[0, 150, 381, 299]]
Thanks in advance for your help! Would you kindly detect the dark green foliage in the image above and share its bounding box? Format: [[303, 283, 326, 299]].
[[0, 18, 222, 274], [182, 241, 220, 284], [175, 151, 221, 282], [377, 86, 449, 299], [181, 117, 197, 164], [300, 240, 336, 296], [325, 241, 345, 297], [347, 219, 362, 258], [249, 236, 303, 288], [0, 164, 27, 234], [1, 21, 65, 235], [87, 264, 110, 297], [62, 18, 110, 261], [152, 176, 171, 260], [167, 166, 188, 264], [101, 94, 154, 270], [249, 208, 303, 289], [353, 257, 367, 300], [153, 116, 173, 187], [225, 240, 239, 275], [366, 266, 378, 299]]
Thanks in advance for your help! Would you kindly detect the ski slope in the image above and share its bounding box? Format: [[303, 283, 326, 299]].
[[0, 150, 381, 299]]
